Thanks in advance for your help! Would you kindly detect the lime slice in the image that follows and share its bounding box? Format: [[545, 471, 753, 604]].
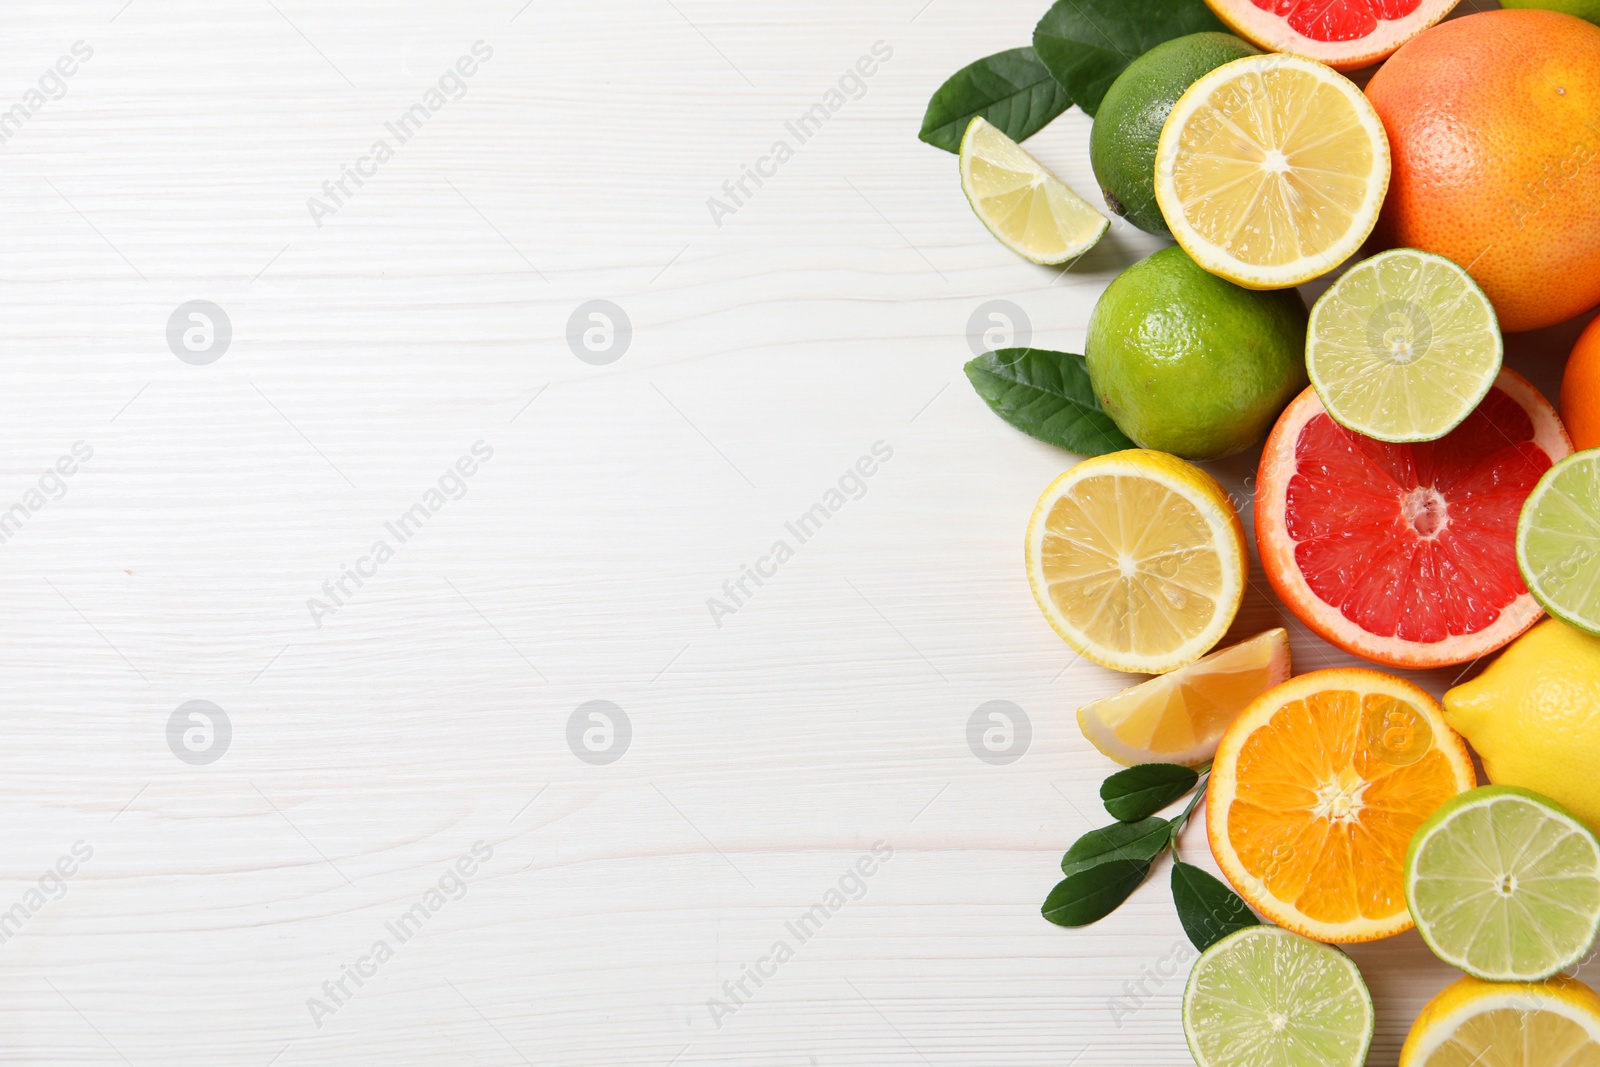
[[1183, 926, 1374, 1067], [959, 117, 1108, 266], [1307, 248, 1502, 442], [1406, 785, 1600, 981], [1519, 450, 1600, 636]]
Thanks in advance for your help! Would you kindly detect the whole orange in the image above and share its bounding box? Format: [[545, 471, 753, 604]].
[[1563, 314, 1600, 450], [1366, 10, 1600, 333]]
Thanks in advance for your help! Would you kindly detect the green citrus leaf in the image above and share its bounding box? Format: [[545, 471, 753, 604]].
[[1171, 861, 1259, 951], [1033, 0, 1225, 117], [964, 348, 1134, 456], [1101, 763, 1199, 821], [1042, 858, 1152, 927], [1062, 816, 1173, 876], [919, 47, 1073, 152]]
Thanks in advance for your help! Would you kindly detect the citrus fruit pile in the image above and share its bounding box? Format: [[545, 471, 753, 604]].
[[922, 1, 1600, 1062]]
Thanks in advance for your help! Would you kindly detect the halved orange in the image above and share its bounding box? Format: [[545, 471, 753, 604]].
[[1207, 668, 1476, 943]]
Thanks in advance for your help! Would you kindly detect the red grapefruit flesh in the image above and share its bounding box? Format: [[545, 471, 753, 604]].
[[1204, 0, 1460, 70], [1256, 369, 1571, 669]]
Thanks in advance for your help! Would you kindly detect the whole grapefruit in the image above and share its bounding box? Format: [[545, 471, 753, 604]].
[[1366, 10, 1600, 333]]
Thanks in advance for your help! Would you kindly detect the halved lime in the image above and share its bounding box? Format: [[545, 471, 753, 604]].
[[1183, 926, 1374, 1067], [959, 117, 1108, 266], [1406, 785, 1600, 981], [1519, 450, 1600, 636], [1307, 248, 1502, 442]]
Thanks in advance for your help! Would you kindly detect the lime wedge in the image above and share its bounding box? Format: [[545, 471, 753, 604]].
[[959, 117, 1108, 266], [1183, 926, 1374, 1067], [1307, 248, 1502, 442], [1406, 785, 1600, 981], [1519, 450, 1600, 636]]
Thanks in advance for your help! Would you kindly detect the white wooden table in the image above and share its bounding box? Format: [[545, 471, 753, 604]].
[[0, 0, 1581, 1063]]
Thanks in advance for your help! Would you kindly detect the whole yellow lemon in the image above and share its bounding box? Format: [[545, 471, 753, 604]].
[[1444, 619, 1600, 833]]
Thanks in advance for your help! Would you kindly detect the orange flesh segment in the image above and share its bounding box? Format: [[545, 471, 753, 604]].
[[1227, 688, 1461, 925]]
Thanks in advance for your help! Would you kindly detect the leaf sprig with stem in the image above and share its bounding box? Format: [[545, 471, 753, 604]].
[[1043, 762, 1258, 951]]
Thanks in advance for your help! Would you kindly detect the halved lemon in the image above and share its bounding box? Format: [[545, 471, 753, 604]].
[[1077, 628, 1289, 766], [1154, 53, 1390, 289], [1025, 449, 1247, 675], [1207, 668, 1476, 943], [960, 116, 1109, 265], [1400, 975, 1600, 1067]]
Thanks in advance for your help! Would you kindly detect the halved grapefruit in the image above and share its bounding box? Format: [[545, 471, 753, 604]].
[[1256, 369, 1571, 669], [1204, 0, 1461, 71]]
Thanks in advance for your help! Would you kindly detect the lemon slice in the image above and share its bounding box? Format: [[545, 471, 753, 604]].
[[1308, 249, 1502, 442], [1077, 628, 1289, 766], [1154, 53, 1390, 289], [1026, 449, 1248, 675], [960, 116, 1109, 265], [1400, 975, 1600, 1067]]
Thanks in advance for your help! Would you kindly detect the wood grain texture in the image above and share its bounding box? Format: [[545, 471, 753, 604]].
[[0, 0, 1583, 1063]]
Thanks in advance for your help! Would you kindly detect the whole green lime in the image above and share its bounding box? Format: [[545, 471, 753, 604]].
[[1086, 246, 1308, 460], [1090, 32, 1259, 236], [1500, 0, 1600, 25]]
